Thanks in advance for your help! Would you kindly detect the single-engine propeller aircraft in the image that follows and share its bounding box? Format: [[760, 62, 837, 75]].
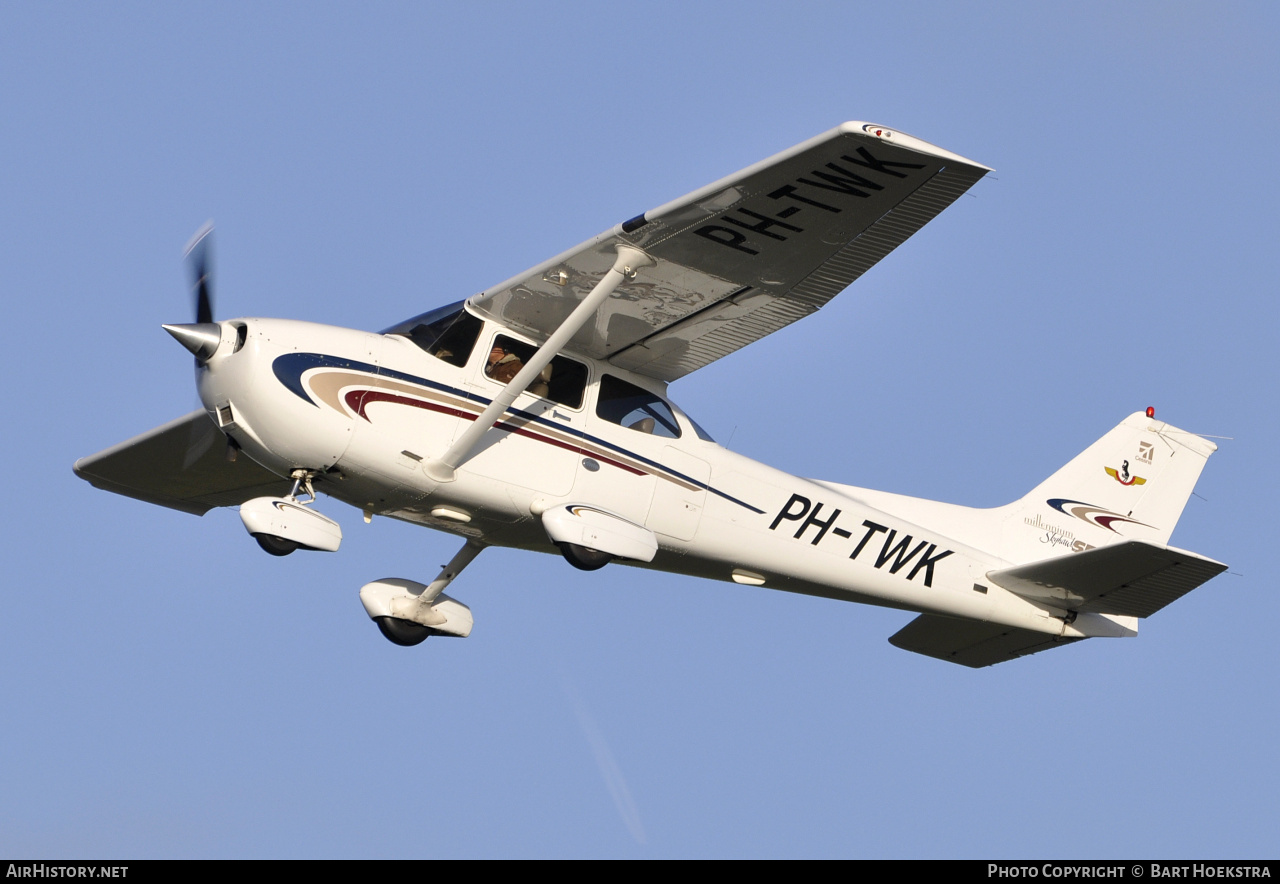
[[75, 122, 1226, 667]]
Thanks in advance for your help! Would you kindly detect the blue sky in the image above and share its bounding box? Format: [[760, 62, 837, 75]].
[[2, 2, 1277, 858]]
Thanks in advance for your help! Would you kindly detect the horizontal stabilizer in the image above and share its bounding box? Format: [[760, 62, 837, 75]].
[[889, 615, 1083, 668], [74, 411, 285, 515], [988, 540, 1227, 618]]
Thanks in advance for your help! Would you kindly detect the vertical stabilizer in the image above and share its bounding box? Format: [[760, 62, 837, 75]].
[[1000, 412, 1217, 565]]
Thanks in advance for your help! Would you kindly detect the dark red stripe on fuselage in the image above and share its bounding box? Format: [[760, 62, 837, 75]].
[[345, 389, 646, 476]]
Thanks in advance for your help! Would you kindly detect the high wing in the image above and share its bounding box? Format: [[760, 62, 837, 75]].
[[74, 410, 286, 516], [458, 122, 990, 382]]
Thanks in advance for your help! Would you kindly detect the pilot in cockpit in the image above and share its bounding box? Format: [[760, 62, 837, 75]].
[[485, 344, 523, 383]]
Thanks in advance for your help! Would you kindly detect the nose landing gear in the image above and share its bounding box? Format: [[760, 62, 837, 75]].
[[240, 470, 342, 555], [255, 533, 301, 557]]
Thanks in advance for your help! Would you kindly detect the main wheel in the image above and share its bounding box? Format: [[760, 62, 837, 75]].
[[254, 533, 299, 556], [558, 542, 611, 571], [374, 616, 433, 646]]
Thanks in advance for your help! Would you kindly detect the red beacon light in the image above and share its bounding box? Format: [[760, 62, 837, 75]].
[[1146, 406, 1156, 418]]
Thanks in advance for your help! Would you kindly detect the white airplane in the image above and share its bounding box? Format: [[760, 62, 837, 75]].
[[75, 122, 1226, 667]]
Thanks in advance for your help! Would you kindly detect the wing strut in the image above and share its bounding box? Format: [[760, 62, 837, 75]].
[[424, 244, 654, 482]]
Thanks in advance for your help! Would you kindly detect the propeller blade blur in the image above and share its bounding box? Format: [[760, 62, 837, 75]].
[[184, 221, 215, 324]]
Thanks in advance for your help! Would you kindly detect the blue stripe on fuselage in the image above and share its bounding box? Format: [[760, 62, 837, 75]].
[[272, 352, 764, 514]]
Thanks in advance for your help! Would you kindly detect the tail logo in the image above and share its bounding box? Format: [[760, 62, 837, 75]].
[[1105, 461, 1147, 486], [1047, 499, 1154, 534]]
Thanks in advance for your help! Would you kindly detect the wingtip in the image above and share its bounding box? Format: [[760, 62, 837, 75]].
[[840, 120, 993, 172]]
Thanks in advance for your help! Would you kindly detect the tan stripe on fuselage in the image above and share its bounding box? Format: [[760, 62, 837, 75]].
[[301, 368, 699, 492]]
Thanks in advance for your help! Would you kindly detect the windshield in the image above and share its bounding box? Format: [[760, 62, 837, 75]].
[[382, 301, 483, 368]]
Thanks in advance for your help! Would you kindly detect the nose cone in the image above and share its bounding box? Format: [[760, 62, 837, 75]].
[[163, 322, 222, 362]]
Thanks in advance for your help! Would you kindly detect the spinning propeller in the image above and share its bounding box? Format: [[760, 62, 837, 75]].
[[163, 222, 222, 362]]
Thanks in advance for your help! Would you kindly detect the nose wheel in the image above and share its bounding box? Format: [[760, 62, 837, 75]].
[[251, 471, 315, 555], [240, 470, 343, 555], [255, 534, 300, 556]]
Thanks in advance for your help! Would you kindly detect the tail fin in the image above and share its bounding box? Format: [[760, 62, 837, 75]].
[[1000, 411, 1217, 565]]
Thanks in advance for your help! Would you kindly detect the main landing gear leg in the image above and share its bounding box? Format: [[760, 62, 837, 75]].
[[414, 539, 486, 609], [365, 539, 487, 646]]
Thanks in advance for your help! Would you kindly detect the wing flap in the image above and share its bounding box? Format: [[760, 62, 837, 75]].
[[462, 123, 990, 382], [987, 541, 1228, 619], [889, 614, 1084, 668], [74, 411, 286, 516]]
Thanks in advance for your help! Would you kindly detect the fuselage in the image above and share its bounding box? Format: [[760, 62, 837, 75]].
[[196, 309, 1088, 640]]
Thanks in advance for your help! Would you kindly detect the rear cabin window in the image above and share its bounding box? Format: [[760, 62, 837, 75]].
[[684, 413, 717, 443], [485, 334, 588, 409], [596, 374, 681, 438], [383, 301, 483, 368]]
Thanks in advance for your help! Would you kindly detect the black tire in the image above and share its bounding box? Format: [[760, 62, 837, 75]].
[[254, 533, 298, 556], [374, 616, 433, 646], [558, 542, 611, 571]]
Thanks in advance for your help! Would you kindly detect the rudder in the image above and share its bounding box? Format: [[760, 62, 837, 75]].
[[1000, 411, 1217, 565]]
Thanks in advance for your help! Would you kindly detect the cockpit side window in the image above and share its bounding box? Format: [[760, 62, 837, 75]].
[[596, 374, 681, 438], [485, 334, 588, 409], [383, 301, 483, 368]]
